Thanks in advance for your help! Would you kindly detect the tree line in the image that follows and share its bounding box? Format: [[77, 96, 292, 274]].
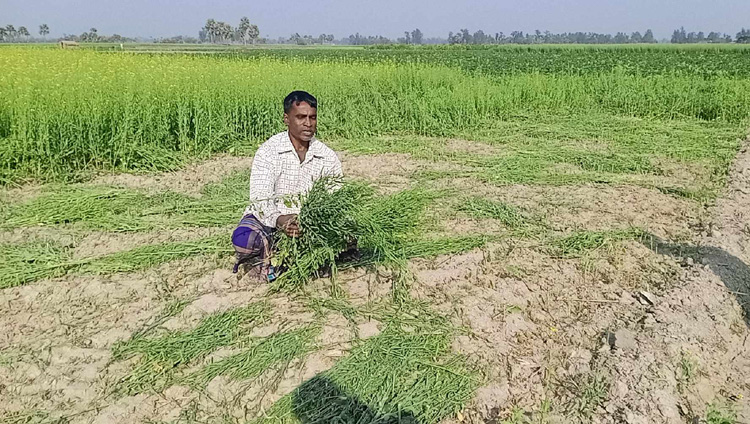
[[441, 28, 747, 45], [2, 21, 749, 45], [269, 27, 750, 46], [443, 29, 657, 44], [0, 24, 135, 43], [0, 24, 48, 42], [670, 27, 735, 44]]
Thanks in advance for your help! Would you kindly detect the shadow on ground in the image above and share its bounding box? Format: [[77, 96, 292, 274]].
[[642, 233, 750, 326], [291, 375, 419, 424]]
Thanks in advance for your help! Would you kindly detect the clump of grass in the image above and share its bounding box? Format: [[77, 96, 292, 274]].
[[0, 235, 232, 289], [272, 178, 431, 291], [255, 303, 479, 424], [1, 187, 153, 232], [129, 298, 193, 340], [0, 409, 52, 424], [79, 234, 230, 274], [552, 228, 644, 258], [112, 302, 269, 395], [706, 402, 737, 424], [184, 326, 319, 387], [0, 242, 74, 289], [560, 373, 610, 419], [1, 172, 252, 233], [458, 197, 526, 227], [306, 296, 360, 325], [677, 350, 698, 394], [144, 171, 250, 228]]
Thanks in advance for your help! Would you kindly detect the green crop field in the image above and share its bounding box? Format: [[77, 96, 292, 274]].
[[0, 44, 748, 424], [2, 46, 750, 184]]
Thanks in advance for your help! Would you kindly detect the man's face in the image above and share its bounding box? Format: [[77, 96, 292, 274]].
[[284, 101, 317, 143]]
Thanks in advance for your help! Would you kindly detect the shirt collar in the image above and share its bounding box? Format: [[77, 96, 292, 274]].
[[275, 131, 326, 159]]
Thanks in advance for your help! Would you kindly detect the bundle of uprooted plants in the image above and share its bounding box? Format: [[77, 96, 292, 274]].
[[271, 177, 429, 291]]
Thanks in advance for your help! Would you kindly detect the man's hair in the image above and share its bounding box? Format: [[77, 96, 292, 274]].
[[283, 91, 317, 113]]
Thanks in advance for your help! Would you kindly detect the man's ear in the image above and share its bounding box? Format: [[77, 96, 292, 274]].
[[283, 113, 289, 126]]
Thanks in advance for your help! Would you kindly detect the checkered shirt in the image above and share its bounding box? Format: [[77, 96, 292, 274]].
[[243, 131, 343, 227]]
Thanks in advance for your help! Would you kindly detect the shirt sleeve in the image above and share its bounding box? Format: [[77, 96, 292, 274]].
[[248, 147, 282, 228]]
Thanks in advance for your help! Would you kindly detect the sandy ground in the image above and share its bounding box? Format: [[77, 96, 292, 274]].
[[1, 143, 749, 424]]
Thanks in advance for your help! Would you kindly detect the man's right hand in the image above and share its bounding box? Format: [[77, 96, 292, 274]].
[[276, 214, 300, 238]]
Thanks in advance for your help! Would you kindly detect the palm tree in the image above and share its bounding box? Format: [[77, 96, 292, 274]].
[[5, 25, 16, 41], [238, 16, 250, 44], [18, 26, 30, 41], [204, 19, 217, 43], [247, 24, 259, 44], [221, 22, 233, 43], [39, 24, 50, 39]]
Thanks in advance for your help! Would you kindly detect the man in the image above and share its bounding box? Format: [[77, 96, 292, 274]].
[[232, 91, 343, 280]]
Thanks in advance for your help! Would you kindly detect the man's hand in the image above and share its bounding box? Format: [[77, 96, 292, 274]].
[[276, 214, 300, 238]]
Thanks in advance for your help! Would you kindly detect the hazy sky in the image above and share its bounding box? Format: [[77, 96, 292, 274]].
[[2, 0, 748, 40]]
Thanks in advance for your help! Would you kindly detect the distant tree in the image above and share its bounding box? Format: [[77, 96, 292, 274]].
[[234, 17, 259, 44], [737, 28, 750, 43], [89, 27, 98, 42], [460, 28, 471, 44], [631, 31, 642, 43], [217, 22, 232, 43], [39, 23, 49, 38], [671, 27, 687, 43], [510, 30, 525, 44], [403, 31, 411, 44], [247, 24, 259, 44], [614, 32, 628, 43], [5, 24, 16, 41], [473, 30, 487, 44], [697, 31, 705, 42], [224, 23, 233, 42], [669, 29, 681, 44], [345, 32, 391, 45], [0, 28, 6, 41], [642, 29, 655, 43], [411, 28, 423, 44], [203, 19, 216, 43], [18, 26, 30, 40], [238, 16, 251, 44]]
